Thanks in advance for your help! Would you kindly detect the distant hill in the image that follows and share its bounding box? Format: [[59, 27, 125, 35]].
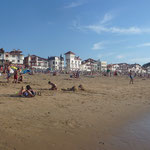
[[142, 62, 150, 68]]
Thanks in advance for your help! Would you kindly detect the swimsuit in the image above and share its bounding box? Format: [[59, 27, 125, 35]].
[[23, 91, 29, 97]]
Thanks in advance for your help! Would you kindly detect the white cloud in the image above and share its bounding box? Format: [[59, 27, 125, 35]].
[[64, 1, 84, 8], [86, 25, 149, 34], [72, 13, 150, 35], [92, 42, 104, 50], [137, 42, 150, 47], [100, 13, 113, 24]]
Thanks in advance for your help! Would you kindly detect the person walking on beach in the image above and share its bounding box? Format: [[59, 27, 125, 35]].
[[6, 63, 11, 83], [129, 70, 134, 84]]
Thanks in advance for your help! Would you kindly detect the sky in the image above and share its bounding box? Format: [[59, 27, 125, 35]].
[[0, 0, 150, 65]]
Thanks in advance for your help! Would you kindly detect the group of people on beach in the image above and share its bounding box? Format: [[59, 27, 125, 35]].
[[48, 81, 85, 91], [3, 63, 23, 83], [0, 62, 136, 99], [17, 81, 85, 98], [17, 70, 133, 98], [15, 69, 134, 98]]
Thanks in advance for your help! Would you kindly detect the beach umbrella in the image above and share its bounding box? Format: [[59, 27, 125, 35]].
[[11, 66, 17, 70]]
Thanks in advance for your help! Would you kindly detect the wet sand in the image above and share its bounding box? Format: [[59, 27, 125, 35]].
[[0, 74, 150, 150], [100, 110, 150, 150]]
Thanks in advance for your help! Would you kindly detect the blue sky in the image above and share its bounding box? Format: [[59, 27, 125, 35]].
[[0, 0, 150, 65]]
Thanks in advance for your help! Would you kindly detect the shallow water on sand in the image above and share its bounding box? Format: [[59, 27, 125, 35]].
[[103, 113, 150, 150]]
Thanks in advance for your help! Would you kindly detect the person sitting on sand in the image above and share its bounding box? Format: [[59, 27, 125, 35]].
[[78, 84, 85, 91], [18, 85, 36, 97], [48, 81, 57, 90], [61, 86, 77, 92], [18, 73, 23, 82]]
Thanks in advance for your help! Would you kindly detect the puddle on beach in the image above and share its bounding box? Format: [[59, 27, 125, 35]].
[[103, 113, 150, 150]]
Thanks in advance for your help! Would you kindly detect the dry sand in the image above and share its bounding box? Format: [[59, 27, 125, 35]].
[[0, 74, 150, 150]]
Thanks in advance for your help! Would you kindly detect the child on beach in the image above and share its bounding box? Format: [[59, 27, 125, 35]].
[[13, 68, 19, 83], [18, 73, 23, 82], [48, 81, 57, 90]]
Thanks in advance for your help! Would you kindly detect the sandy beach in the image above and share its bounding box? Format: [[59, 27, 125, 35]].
[[0, 74, 150, 150]]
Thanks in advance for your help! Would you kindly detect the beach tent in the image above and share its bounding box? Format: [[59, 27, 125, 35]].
[[21, 69, 31, 74]]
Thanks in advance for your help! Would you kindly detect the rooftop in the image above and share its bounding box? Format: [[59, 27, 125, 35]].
[[65, 51, 75, 55]]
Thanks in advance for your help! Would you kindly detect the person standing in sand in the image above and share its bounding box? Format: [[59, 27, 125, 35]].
[[6, 63, 11, 83], [13, 68, 19, 83], [129, 70, 134, 84]]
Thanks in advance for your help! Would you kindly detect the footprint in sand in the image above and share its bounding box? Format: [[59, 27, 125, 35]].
[[65, 119, 80, 128]]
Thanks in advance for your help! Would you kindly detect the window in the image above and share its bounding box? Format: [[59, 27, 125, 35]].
[[18, 60, 20, 62], [6, 55, 9, 57], [12, 60, 15, 62], [12, 55, 15, 57], [53, 61, 55, 65]]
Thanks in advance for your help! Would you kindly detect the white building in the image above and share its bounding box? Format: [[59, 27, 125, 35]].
[[107, 63, 146, 74], [81, 58, 97, 72], [107, 64, 120, 72], [98, 61, 107, 71], [24, 55, 48, 69], [0, 48, 24, 66], [0, 48, 5, 66], [48, 55, 64, 71], [128, 64, 143, 73], [65, 51, 82, 71], [81, 59, 107, 72], [147, 66, 150, 74]]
